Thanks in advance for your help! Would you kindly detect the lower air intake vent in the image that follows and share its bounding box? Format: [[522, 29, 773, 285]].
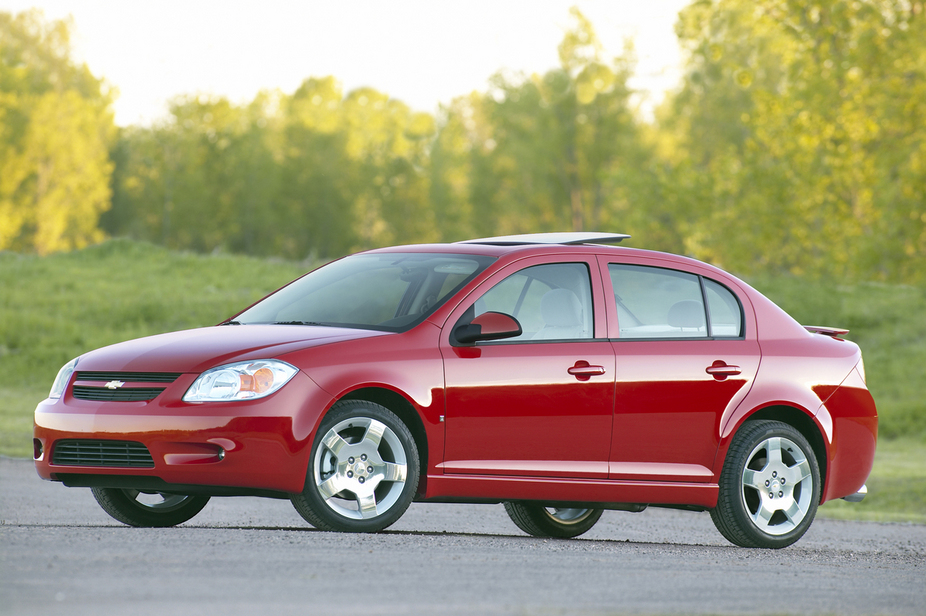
[[52, 440, 155, 468]]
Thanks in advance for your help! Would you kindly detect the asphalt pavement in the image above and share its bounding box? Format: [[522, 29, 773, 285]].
[[2, 456, 924, 615]]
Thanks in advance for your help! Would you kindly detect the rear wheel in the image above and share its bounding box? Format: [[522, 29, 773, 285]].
[[291, 400, 419, 532], [91, 487, 209, 527], [504, 502, 603, 538], [711, 420, 820, 548]]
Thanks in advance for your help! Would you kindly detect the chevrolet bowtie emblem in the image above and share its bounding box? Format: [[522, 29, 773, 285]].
[[104, 381, 125, 390]]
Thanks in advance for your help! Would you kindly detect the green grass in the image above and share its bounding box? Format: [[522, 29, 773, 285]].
[[819, 437, 926, 523], [1, 239, 924, 522], [0, 239, 310, 458], [0, 387, 37, 458]]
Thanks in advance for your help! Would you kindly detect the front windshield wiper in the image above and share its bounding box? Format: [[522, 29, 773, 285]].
[[271, 321, 330, 326], [219, 320, 242, 326]]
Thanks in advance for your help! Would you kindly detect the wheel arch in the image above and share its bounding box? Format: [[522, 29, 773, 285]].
[[720, 405, 828, 502], [340, 386, 430, 496]]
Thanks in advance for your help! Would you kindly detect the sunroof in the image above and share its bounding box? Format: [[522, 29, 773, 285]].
[[458, 232, 630, 246]]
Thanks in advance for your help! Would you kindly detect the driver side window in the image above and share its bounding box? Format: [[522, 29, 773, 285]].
[[471, 263, 593, 342]]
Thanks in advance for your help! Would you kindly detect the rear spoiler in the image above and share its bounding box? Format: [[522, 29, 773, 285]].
[[804, 325, 849, 339]]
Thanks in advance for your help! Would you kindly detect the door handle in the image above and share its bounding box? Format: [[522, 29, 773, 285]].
[[706, 360, 741, 380], [568, 361, 606, 381]]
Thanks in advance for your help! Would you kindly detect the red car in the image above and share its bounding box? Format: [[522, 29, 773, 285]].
[[34, 233, 876, 548]]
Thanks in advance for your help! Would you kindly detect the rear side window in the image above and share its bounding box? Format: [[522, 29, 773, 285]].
[[608, 264, 742, 339], [704, 278, 743, 337]]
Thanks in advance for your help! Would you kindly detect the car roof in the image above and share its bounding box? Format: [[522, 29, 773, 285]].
[[363, 233, 744, 284]]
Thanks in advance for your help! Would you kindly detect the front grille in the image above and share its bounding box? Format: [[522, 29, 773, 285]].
[[76, 371, 182, 383], [52, 440, 155, 468], [72, 386, 166, 402], [72, 371, 183, 402]]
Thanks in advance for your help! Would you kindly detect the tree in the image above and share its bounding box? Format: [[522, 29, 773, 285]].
[[108, 93, 286, 256], [430, 7, 646, 239], [279, 78, 437, 256], [278, 77, 355, 258], [0, 10, 114, 253], [429, 93, 496, 241], [108, 76, 438, 260], [659, 0, 926, 282]]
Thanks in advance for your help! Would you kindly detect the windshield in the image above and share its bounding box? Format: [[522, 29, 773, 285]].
[[235, 252, 495, 332]]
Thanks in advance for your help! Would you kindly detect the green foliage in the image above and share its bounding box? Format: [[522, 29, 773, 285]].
[[657, 0, 926, 283], [106, 78, 437, 260], [101, 9, 648, 256], [7, 5, 925, 287], [430, 8, 647, 238], [0, 10, 115, 254]]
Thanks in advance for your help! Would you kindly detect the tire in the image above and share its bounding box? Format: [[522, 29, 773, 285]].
[[291, 400, 420, 532], [91, 488, 209, 527], [711, 420, 821, 548], [504, 502, 603, 538]]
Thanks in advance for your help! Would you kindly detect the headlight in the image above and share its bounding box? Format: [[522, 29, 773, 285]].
[[49, 357, 79, 399], [857, 356, 866, 384], [183, 360, 298, 402]]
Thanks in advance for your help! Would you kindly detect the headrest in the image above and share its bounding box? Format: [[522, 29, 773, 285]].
[[667, 300, 705, 329], [540, 289, 583, 327]]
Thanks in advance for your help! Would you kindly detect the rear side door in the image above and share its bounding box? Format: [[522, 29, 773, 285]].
[[599, 257, 760, 482]]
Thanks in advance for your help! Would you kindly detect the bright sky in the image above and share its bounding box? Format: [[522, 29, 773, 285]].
[[2, 0, 691, 126]]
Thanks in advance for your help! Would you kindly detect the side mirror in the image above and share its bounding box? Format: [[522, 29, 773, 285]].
[[455, 311, 522, 344]]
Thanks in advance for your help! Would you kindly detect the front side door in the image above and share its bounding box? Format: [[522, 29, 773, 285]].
[[601, 259, 760, 482], [439, 258, 615, 479]]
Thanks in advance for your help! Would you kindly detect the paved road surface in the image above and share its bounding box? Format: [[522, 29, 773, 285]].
[[2, 457, 924, 615]]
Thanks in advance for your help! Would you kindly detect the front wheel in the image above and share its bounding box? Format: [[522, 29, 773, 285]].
[[504, 502, 603, 538], [291, 400, 420, 532], [711, 420, 821, 548], [91, 487, 209, 527]]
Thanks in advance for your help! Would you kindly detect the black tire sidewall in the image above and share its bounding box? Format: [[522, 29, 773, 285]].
[[504, 502, 603, 538], [713, 420, 821, 548], [91, 487, 209, 527]]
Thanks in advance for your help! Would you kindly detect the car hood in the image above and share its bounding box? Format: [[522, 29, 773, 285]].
[[75, 325, 390, 374]]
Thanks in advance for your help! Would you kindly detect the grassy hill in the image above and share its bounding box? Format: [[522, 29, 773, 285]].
[[0, 239, 309, 456], [1, 239, 923, 522]]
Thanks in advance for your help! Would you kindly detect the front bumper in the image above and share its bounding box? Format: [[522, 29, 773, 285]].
[[33, 371, 332, 494]]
